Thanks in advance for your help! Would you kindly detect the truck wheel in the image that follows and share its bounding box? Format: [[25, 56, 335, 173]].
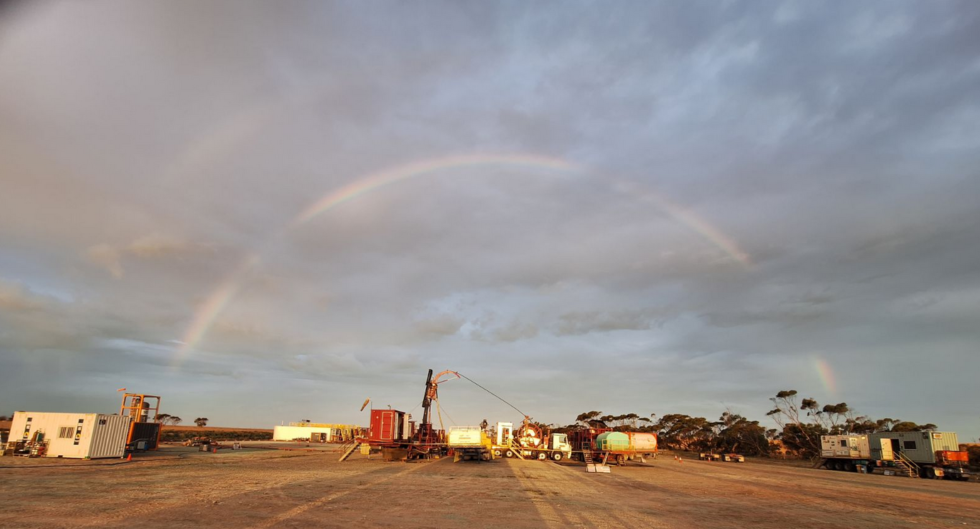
[[553, 452, 563, 462], [493, 449, 502, 457], [537, 452, 547, 460], [844, 462, 855, 472], [616, 454, 626, 466], [831, 460, 841, 471], [505, 450, 514, 458]]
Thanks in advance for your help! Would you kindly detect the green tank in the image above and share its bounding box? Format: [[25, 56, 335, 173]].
[[596, 431, 630, 451]]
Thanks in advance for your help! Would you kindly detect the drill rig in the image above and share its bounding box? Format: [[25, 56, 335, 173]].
[[355, 369, 459, 461]]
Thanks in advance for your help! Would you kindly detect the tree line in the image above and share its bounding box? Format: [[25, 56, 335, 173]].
[[549, 389, 940, 458], [155, 414, 210, 427]]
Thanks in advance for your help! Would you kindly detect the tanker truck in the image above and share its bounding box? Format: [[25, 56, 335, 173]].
[[594, 431, 658, 465], [570, 428, 658, 466], [491, 421, 572, 461]]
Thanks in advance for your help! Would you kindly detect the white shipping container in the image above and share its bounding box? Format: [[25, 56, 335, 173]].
[[10, 411, 131, 459]]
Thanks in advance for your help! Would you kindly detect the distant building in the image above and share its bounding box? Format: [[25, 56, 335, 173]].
[[272, 422, 363, 442]]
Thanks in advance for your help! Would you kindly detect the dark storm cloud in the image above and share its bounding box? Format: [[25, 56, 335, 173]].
[[0, 1, 977, 435]]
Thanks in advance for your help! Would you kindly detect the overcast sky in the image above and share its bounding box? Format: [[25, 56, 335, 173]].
[[1, 1, 978, 439]]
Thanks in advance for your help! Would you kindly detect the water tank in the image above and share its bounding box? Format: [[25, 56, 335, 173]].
[[631, 433, 657, 451], [596, 432, 630, 451]]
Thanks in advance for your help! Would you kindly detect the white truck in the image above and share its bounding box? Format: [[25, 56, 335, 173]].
[[448, 426, 492, 462], [492, 421, 572, 461]]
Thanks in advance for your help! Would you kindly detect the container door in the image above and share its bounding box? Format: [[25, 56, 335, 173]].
[[848, 438, 860, 458], [381, 412, 394, 441], [879, 438, 894, 461]]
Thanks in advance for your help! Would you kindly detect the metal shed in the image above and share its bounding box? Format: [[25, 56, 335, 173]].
[[9, 411, 132, 459], [869, 431, 960, 464]]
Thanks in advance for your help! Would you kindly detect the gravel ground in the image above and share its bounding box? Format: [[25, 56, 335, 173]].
[[1, 447, 977, 528]]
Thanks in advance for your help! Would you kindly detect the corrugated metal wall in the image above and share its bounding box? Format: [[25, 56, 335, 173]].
[[88, 415, 131, 458]]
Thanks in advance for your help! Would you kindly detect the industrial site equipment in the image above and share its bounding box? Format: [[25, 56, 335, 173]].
[[6, 411, 131, 459], [448, 426, 493, 461], [490, 421, 572, 461], [345, 368, 658, 469], [820, 431, 970, 479], [570, 428, 658, 466], [343, 370, 457, 461], [119, 393, 162, 451]]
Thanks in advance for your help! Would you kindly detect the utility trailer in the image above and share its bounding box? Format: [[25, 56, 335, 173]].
[[820, 431, 970, 480]]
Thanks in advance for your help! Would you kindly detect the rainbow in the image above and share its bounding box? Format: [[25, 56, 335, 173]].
[[172, 254, 259, 366], [813, 357, 837, 396], [171, 154, 754, 365], [291, 153, 577, 227]]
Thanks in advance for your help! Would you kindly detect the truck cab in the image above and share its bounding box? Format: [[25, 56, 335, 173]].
[[550, 433, 572, 460]]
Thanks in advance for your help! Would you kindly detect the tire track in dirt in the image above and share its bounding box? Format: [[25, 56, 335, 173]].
[[619, 460, 980, 527], [67, 454, 380, 528], [509, 460, 670, 528], [248, 458, 440, 529]]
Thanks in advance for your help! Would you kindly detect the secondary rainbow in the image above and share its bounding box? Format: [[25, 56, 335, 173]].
[[814, 357, 837, 396]]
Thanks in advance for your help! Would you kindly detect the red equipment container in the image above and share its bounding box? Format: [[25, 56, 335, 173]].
[[369, 409, 407, 444], [936, 450, 969, 464]]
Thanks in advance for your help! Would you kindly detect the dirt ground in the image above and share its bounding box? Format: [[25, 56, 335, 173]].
[[1, 447, 978, 528]]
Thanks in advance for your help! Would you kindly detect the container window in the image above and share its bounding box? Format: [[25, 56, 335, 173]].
[[59, 427, 74, 439], [840, 439, 848, 447], [903, 440, 916, 450]]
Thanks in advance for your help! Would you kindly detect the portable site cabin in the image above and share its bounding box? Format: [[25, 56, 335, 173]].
[[9, 411, 131, 459], [870, 431, 960, 465], [820, 435, 887, 459]]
